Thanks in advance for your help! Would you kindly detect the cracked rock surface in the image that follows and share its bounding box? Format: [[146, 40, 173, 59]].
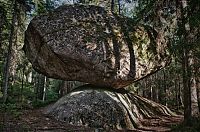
[[24, 4, 170, 88], [44, 85, 177, 130]]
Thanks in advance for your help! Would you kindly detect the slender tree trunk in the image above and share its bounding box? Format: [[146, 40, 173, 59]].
[[196, 59, 200, 112], [20, 65, 25, 102], [142, 78, 147, 98], [60, 81, 66, 97], [175, 77, 180, 110], [60, 81, 74, 96], [157, 71, 162, 104], [182, 48, 192, 123], [9, 33, 18, 86], [2, 0, 17, 103], [34, 72, 39, 101], [42, 76, 48, 102], [111, 0, 115, 13], [176, 0, 196, 123], [32, 70, 36, 100], [178, 75, 183, 108], [147, 78, 151, 99], [163, 69, 167, 106], [0, 6, 5, 54], [38, 74, 45, 100], [151, 74, 157, 102], [34, 72, 45, 101], [117, 0, 121, 14], [197, 78, 200, 113], [189, 55, 199, 116]]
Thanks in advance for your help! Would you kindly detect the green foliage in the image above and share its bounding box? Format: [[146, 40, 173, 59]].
[[0, 91, 3, 98], [31, 85, 59, 108], [0, 103, 23, 118], [46, 88, 59, 101], [126, 82, 139, 93], [32, 99, 56, 108], [31, 100, 48, 108], [6, 81, 33, 103], [31, 0, 59, 15], [0, 0, 61, 108]]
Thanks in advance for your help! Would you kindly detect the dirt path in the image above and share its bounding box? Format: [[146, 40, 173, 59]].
[[0, 107, 183, 132], [0, 108, 94, 132]]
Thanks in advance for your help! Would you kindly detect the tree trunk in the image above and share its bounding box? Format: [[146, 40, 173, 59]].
[[38, 74, 45, 100], [152, 73, 159, 102], [176, 0, 199, 124], [175, 77, 178, 109], [59, 81, 67, 97], [189, 55, 199, 116], [34, 72, 45, 101], [140, 78, 146, 98], [178, 76, 183, 108], [20, 65, 25, 102], [0, 6, 5, 93], [162, 69, 167, 106], [9, 33, 18, 86], [182, 47, 192, 123], [111, 0, 115, 12], [2, 0, 17, 103], [0, 5, 6, 54], [42, 76, 48, 102], [34, 72, 39, 101], [197, 78, 200, 113], [117, 0, 121, 14]]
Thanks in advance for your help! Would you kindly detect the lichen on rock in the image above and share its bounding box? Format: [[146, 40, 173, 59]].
[[44, 84, 177, 130], [24, 4, 170, 88]]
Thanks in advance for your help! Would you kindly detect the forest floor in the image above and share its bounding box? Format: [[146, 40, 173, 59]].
[[0, 106, 184, 132]]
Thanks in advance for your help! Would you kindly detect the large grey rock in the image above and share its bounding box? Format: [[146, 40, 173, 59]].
[[44, 85, 177, 130], [24, 4, 170, 88]]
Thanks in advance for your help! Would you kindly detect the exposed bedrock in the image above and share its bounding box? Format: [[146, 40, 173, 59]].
[[44, 85, 177, 130], [24, 4, 170, 88]]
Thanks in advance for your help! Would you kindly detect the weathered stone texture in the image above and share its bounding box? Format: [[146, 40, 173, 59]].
[[44, 85, 177, 130], [24, 4, 170, 88]]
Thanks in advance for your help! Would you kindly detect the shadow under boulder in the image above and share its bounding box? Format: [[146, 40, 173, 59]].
[[44, 84, 177, 130]]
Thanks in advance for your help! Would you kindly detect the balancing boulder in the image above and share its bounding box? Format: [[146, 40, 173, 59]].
[[24, 4, 170, 88]]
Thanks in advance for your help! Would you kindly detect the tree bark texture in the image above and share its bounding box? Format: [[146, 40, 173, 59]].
[[0, 5, 6, 53], [176, 0, 199, 123], [2, 0, 17, 103]]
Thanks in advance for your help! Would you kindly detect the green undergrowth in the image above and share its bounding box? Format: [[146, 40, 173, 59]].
[[31, 98, 57, 108], [0, 103, 23, 118], [171, 117, 200, 132]]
